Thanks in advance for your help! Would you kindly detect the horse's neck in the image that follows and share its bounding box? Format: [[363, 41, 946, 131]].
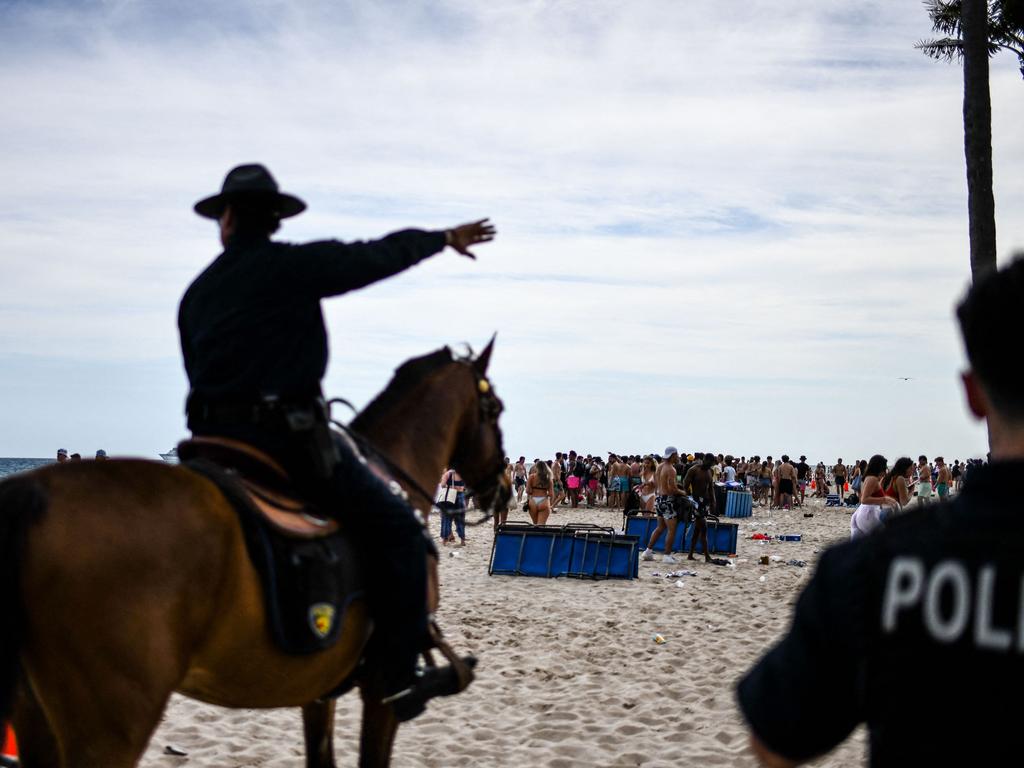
[[357, 378, 468, 506]]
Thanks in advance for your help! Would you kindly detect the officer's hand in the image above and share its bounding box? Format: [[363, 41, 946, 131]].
[[445, 219, 496, 260]]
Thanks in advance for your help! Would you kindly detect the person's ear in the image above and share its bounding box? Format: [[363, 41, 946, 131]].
[[961, 369, 989, 420]]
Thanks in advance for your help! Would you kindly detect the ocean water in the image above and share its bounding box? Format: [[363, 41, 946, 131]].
[[0, 458, 53, 479]]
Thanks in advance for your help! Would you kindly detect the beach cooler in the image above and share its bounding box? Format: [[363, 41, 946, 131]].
[[713, 482, 728, 513], [489, 523, 638, 580], [725, 490, 753, 518], [624, 515, 738, 556]]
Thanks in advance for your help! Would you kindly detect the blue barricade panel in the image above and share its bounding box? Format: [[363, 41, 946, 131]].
[[681, 519, 738, 555], [625, 515, 738, 555], [489, 523, 638, 579]]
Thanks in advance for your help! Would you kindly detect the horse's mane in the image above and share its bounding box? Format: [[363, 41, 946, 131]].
[[351, 346, 459, 431]]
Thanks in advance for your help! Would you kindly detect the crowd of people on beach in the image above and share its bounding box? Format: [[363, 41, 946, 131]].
[[431, 450, 985, 550], [495, 452, 977, 511]]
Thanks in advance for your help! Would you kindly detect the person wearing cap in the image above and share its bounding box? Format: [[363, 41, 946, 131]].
[[56, 448, 69, 464], [795, 455, 810, 505], [95, 449, 108, 460], [737, 255, 1024, 766], [640, 446, 687, 564], [177, 163, 495, 721]]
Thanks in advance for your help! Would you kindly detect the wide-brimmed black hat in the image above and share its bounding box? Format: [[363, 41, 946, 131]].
[[193, 163, 306, 220]]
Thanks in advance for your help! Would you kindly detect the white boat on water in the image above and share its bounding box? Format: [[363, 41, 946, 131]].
[[159, 447, 179, 464]]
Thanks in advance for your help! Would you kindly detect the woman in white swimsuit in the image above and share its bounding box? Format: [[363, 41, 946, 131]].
[[526, 460, 554, 525], [640, 456, 657, 512]]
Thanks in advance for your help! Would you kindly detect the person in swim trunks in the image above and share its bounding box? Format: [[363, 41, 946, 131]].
[[795, 455, 810, 505], [513, 456, 527, 503], [640, 447, 687, 564], [681, 452, 715, 562], [916, 455, 932, 504], [935, 456, 951, 499], [777, 455, 797, 509], [833, 459, 847, 498]]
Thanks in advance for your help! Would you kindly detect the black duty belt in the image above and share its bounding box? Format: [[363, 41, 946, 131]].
[[187, 395, 327, 430]]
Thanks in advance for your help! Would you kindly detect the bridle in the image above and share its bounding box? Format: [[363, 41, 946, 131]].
[[330, 359, 506, 527]]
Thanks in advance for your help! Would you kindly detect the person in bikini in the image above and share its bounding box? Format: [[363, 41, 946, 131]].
[[640, 447, 688, 564], [525, 460, 554, 525], [639, 455, 658, 512]]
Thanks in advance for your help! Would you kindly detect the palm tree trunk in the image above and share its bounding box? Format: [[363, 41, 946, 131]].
[[961, 0, 998, 279]]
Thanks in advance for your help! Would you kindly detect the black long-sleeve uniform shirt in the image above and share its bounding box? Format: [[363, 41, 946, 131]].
[[178, 228, 446, 420]]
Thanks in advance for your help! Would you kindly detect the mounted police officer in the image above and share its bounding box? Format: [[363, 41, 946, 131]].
[[178, 163, 496, 721], [738, 255, 1024, 766]]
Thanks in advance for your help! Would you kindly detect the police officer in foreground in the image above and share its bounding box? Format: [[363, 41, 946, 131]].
[[178, 164, 495, 721], [737, 255, 1024, 766]]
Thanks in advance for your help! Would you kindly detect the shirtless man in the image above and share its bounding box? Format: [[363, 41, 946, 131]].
[[795, 455, 810, 505], [833, 459, 847, 500], [513, 456, 527, 504], [681, 452, 715, 562], [551, 453, 566, 509], [611, 454, 630, 508], [640, 447, 687, 564], [935, 456, 952, 499], [628, 455, 642, 496], [916, 455, 933, 504], [777, 455, 798, 509]]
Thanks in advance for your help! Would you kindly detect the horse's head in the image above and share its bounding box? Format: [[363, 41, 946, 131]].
[[449, 337, 511, 513], [351, 338, 512, 515]]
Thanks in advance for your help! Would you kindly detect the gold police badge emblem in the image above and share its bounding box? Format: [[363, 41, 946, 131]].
[[309, 603, 336, 639]]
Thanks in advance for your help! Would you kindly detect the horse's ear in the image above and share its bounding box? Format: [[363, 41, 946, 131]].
[[474, 334, 496, 375]]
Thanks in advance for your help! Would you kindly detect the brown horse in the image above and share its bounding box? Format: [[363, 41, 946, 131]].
[[0, 342, 509, 768]]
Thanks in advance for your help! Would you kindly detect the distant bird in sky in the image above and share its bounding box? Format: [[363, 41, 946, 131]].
[[897, 377, 913, 381]]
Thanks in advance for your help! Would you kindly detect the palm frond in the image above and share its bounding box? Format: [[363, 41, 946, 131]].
[[923, 0, 963, 36], [916, 36, 965, 61]]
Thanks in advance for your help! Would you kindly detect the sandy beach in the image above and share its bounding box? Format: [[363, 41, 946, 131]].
[[139, 497, 869, 767]]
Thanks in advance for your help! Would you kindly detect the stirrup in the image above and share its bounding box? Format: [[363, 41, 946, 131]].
[[424, 620, 475, 693], [381, 620, 476, 721]]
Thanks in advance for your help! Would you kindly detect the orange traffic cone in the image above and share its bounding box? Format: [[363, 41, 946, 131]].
[[1, 723, 16, 763]]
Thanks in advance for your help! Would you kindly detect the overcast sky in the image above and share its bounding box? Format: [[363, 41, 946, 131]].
[[1, 0, 1021, 462]]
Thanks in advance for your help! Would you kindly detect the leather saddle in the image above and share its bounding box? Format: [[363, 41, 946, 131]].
[[177, 436, 361, 655], [177, 436, 339, 538]]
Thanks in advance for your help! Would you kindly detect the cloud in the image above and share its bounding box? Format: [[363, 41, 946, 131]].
[[0, 0, 1016, 460]]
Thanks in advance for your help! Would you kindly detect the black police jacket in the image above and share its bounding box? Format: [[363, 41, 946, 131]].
[[178, 228, 445, 421]]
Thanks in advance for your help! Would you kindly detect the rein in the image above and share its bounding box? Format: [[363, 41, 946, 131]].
[[329, 416, 497, 530]]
